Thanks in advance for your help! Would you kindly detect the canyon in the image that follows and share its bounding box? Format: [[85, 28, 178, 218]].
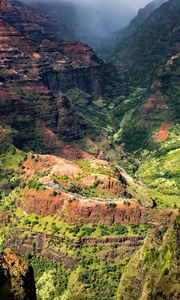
[[0, 0, 179, 299]]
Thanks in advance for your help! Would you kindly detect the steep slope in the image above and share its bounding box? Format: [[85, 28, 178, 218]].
[[1, 0, 75, 41], [100, 0, 167, 55], [116, 220, 180, 300], [108, 0, 180, 150], [0, 1, 179, 299], [114, 0, 167, 44], [104, 0, 180, 208], [0, 0, 107, 151], [0, 249, 37, 300], [113, 0, 180, 84]]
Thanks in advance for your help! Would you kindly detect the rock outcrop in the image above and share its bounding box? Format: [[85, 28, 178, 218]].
[[0, 248, 37, 300], [5, 229, 144, 267], [0, 0, 105, 149], [1, 0, 74, 41]]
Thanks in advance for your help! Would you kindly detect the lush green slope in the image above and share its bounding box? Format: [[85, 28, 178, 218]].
[[112, 0, 180, 85], [103, 0, 180, 208], [116, 219, 180, 300]]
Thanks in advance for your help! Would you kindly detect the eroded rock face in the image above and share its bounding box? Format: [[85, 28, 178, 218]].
[[41, 41, 104, 99], [0, 249, 37, 300], [1, 0, 74, 41], [0, 0, 105, 149], [5, 229, 144, 267]]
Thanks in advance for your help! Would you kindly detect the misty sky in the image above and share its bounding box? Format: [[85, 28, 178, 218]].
[[28, 0, 156, 11], [62, 0, 154, 11], [25, 0, 164, 43]]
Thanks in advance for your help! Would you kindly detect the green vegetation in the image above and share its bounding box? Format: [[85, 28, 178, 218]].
[[66, 88, 115, 137], [0, 144, 26, 209], [136, 126, 180, 208], [25, 252, 125, 300], [4, 210, 154, 239], [117, 220, 180, 300], [27, 256, 69, 300], [74, 160, 112, 176]]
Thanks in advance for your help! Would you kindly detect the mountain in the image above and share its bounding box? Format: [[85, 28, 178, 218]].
[[105, 0, 180, 209], [113, 0, 180, 83], [114, 0, 167, 44], [0, 0, 109, 151], [1, 0, 75, 41], [98, 0, 167, 55], [109, 0, 180, 145], [0, 0, 179, 299]]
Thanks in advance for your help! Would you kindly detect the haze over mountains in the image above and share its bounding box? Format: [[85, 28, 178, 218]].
[[23, 0, 135, 46], [24, 0, 168, 49]]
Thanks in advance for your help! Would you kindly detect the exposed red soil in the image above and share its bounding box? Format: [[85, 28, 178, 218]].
[[41, 40, 100, 65], [16, 188, 69, 216], [0, 18, 35, 57], [22, 152, 125, 198], [143, 95, 169, 116], [154, 123, 170, 142], [144, 96, 157, 109], [58, 42, 100, 65], [23, 153, 82, 178], [16, 190, 177, 227]]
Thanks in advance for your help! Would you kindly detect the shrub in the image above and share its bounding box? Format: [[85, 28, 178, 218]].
[[108, 202, 117, 208]]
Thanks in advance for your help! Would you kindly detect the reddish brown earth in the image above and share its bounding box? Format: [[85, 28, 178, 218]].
[[0, 0, 105, 154], [16, 188, 177, 227], [0, 0, 12, 10], [23, 153, 82, 177], [0, 0, 71, 42], [0, 2, 178, 254], [17, 152, 177, 227], [143, 95, 169, 115], [59, 42, 101, 65], [154, 123, 170, 142], [22, 152, 112, 177], [80, 174, 125, 197], [16, 188, 68, 216]]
